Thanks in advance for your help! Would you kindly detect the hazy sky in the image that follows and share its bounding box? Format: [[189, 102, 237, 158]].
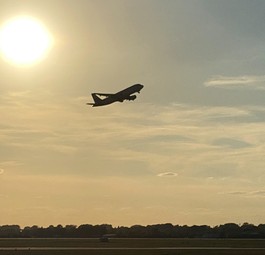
[[1, 0, 265, 227]]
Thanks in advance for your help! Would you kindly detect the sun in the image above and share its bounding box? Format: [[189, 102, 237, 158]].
[[0, 16, 53, 66]]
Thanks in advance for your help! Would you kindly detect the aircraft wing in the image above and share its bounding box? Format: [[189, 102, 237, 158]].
[[95, 93, 114, 97]]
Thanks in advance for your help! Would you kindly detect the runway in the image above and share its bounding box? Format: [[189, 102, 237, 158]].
[[1, 247, 265, 251]]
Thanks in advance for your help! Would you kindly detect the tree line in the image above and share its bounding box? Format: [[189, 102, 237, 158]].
[[0, 223, 265, 238]]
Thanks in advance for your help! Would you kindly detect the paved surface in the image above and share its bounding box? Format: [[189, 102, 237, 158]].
[[1, 247, 265, 251]]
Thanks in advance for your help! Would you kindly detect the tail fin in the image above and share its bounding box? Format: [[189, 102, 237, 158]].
[[91, 93, 103, 104], [86, 93, 103, 106]]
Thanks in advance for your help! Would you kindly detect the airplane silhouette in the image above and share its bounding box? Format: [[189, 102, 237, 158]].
[[87, 84, 144, 107]]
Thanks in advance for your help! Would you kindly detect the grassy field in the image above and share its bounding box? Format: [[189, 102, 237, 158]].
[[1, 238, 265, 255]]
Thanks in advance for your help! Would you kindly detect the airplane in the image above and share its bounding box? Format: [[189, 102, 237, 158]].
[[87, 83, 144, 107]]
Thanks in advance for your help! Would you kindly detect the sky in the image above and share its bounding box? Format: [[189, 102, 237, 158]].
[[1, 0, 265, 227]]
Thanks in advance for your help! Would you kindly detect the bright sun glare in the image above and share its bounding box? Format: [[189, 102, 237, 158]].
[[0, 16, 53, 66]]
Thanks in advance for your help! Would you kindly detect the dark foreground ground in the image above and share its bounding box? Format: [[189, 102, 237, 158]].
[[1, 238, 265, 255]]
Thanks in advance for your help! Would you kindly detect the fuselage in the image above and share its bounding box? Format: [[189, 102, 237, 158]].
[[116, 84, 144, 97]]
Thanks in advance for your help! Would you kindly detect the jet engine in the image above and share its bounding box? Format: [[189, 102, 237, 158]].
[[128, 95, 137, 101]]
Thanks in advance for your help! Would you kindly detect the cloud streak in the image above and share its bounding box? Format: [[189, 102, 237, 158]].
[[157, 172, 178, 177], [204, 75, 265, 89], [222, 190, 265, 197]]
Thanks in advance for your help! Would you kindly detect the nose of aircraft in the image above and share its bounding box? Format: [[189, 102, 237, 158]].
[[138, 84, 144, 89], [137, 84, 144, 93]]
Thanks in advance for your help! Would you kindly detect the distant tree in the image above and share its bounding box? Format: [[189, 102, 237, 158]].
[[0, 225, 20, 237], [188, 225, 212, 238], [2, 222, 265, 239], [157, 223, 174, 238], [77, 224, 94, 237], [116, 226, 130, 237], [258, 224, 265, 238], [65, 225, 77, 237], [54, 224, 64, 237], [129, 225, 147, 237], [240, 222, 259, 238], [21, 226, 31, 237], [21, 225, 39, 238], [145, 224, 175, 238]]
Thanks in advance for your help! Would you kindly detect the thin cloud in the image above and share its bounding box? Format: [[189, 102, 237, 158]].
[[2, 90, 265, 181], [225, 191, 248, 195], [0, 168, 4, 174], [204, 75, 265, 89], [212, 138, 252, 149], [221, 190, 265, 197], [0, 161, 22, 167], [250, 191, 265, 196], [157, 172, 178, 177]]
